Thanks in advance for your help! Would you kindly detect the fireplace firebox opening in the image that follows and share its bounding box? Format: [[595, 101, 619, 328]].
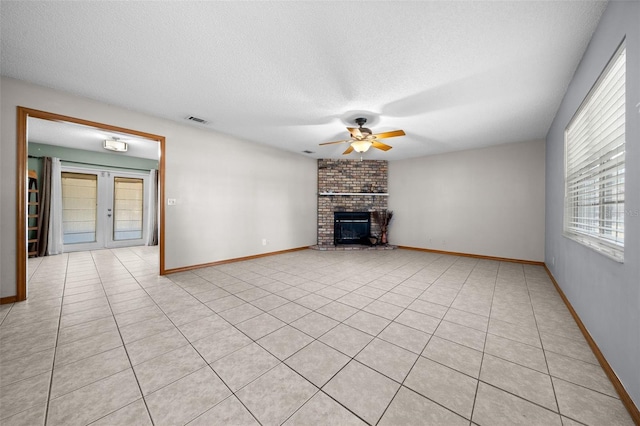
[[334, 212, 371, 245]]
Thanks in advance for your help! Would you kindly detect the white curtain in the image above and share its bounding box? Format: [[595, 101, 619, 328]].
[[146, 169, 158, 246], [47, 157, 64, 255]]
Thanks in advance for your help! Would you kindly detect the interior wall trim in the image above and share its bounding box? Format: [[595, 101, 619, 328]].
[[164, 247, 310, 275], [544, 266, 640, 424], [397, 246, 544, 265], [15, 106, 167, 303], [0, 296, 18, 305]]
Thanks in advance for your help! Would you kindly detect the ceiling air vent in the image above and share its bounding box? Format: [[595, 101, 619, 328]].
[[185, 116, 209, 125]]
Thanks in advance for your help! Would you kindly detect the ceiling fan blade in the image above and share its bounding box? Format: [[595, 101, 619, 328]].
[[347, 127, 363, 139], [342, 145, 354, 155], [372, 141, 393, 151], [373, 129, 405, 139], [319, 139, 350, 146]]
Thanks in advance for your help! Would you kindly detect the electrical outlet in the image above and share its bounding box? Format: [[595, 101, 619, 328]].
[[262, 239, 267, 246], [167, 198, 177, 206]]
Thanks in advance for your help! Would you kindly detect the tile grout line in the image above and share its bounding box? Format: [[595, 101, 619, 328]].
[[115, 255, 400, 422], [296, 256, 576, 421], [90, 248, 157, 426], [468, 259, 499, 424], [525, 264, 563, 418], [276, 252, 465, 424], [262, 253, 498, 423], [125, 253, 266, 426], [184, 253, 424, 426], [372, 255, 461, 425], [21, 249, 625, 425], [118, 246, 228, 424], [471, 265, 573, 421], [43, 252, 70, 426], [295, 254, 467, 425], [404, 257, 489, 423]]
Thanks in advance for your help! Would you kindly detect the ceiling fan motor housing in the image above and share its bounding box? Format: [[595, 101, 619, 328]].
[[354, 118, 373, 136]]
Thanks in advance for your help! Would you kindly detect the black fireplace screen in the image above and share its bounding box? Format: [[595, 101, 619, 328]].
[[334, 212, 371, 245]]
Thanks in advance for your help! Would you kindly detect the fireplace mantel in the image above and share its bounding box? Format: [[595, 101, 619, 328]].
[[319, 192, 388, 196]]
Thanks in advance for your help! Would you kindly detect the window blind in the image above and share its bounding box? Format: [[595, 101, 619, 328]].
[[61, 172, 98, 244], [564, 43, 625, 262], [113, 177, 144, 241]]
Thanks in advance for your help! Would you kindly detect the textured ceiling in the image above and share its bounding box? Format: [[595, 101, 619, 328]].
[[1, 1, 607, 160]]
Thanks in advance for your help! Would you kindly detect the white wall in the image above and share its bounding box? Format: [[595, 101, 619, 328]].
[[389, 140, 545, 261], [0, 77, 317, 298], [545, 1, 640, 408]]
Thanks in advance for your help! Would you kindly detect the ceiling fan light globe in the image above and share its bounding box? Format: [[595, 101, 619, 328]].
[[351, 140, 373, 153]]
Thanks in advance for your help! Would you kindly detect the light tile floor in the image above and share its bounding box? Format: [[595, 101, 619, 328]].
[[0, 247, 634, 425]]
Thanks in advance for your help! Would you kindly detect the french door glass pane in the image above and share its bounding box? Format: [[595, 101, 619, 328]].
[[114, 177, 143, 241], [62, 172, 97, 244]]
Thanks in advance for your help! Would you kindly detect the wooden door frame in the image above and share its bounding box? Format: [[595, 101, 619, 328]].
[[14, 106, 166, 302]]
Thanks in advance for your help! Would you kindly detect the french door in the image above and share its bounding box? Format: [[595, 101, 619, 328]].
[[61, 167, 149, 252]]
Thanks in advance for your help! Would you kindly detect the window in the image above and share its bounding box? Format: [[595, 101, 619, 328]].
[[113, 177, 144, 241], [564, 42, 625, 262], [62, 172, 98, 244]]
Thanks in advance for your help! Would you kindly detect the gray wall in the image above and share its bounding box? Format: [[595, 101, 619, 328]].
[[545, 0, 640, 408], [0, 77, 318, 298], [389, 140, 545, 262]]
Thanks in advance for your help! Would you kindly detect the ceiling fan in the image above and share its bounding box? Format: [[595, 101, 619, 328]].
[[319, 118, 406, 155]]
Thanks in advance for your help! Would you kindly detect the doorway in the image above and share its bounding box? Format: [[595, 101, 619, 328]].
[[60, 168, 150, 251], [15, 107, 166, 302]]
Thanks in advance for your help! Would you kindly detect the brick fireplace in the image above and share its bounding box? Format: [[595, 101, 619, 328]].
[[317, 159, 388, 247]]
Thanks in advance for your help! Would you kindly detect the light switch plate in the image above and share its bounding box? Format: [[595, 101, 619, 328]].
[[167, 198, 177, 205]]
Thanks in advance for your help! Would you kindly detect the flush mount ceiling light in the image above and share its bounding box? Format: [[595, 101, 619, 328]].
[[103, 137, 128, 152]]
